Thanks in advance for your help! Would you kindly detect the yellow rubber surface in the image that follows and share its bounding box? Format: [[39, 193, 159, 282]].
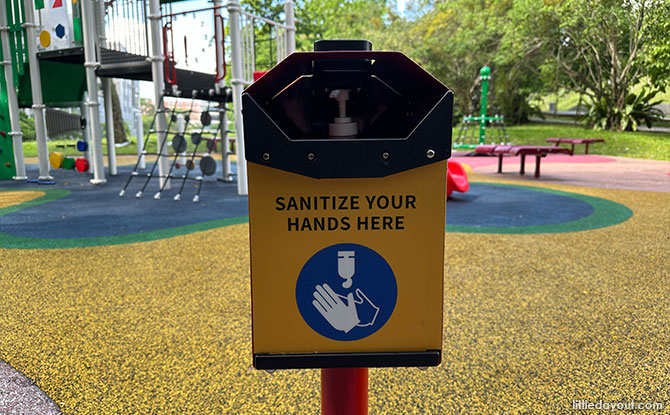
[[1, 177, 669, 413], [0, 191, 44, 209]]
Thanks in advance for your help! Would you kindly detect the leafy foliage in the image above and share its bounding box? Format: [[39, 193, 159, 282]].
[[584, 88, 664, 131], [19, 111, 36, 141], [240, 0, 669, 131], [523, 0, 668, 130], [242, 0, 397, 67]]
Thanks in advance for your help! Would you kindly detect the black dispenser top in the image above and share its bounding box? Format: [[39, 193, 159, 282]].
[[242, 41, 454, 179]]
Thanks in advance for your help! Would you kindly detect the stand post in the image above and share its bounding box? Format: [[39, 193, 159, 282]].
[[321, 368, 368, 415]]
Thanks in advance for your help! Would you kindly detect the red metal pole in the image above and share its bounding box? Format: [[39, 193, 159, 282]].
[[321, 368, 368, 415]]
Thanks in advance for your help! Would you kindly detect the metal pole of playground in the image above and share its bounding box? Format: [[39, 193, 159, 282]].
[[284, 0, 296, 54], [220, 104, 233, 182], [81, 99, 92, 163], [478, 66, 490, 146], [0, 0, 26, 180], [227, 0, 248, 195], [148, 0, 170, 189], [213, 0, 230, 183], [97, 0, 117, 176], [80, 0, 106, 184], [213, 0, 225, 92], [322, 368, 368, 415], [102, 80, 118, 176], [21, 0, 52, 181], [134, 82, 146, 169]]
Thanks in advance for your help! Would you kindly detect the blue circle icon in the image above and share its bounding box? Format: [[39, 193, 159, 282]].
[[296, 243, 397, 341]]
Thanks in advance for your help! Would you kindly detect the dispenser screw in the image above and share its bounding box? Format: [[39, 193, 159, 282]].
[[307, 152, 316, 161], [262, 153, 270, 161], [426, 149, 435, 159], [382, 152, 391, 160]]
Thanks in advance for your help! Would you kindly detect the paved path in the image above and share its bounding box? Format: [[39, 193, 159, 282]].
[[453, 154, 670, 192], [0, 360, 60, 415]]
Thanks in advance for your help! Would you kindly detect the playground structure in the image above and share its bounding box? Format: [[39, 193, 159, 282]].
[[0, 0, 296, 198], [446, 159, 469, 197], [454, 66, 509, 149], [119, 94, 226, 202]]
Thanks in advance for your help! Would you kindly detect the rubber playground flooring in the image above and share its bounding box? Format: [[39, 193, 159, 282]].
[[0, 155, 669, 414]]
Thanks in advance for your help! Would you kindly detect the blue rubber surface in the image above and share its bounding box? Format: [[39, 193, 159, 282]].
[[446, 183, 594, 227], [1, 164, 605, 242], [0, 162, 247, 239]]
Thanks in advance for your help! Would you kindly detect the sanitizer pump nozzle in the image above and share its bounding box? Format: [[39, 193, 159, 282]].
[[328, 89, 358, 137]]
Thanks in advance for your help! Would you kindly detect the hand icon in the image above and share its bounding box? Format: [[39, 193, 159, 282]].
[[351, 289, 379, 328], [312, 283, 360, 333]]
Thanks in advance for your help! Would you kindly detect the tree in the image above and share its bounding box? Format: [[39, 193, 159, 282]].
[[19, 110, 36, 141], [140, 97, 155, 116], [530, 0, 669, 130], [411, 0, 544, 124], [242, 0, 394, 54], [111, 82, 128, 143], [643, 0, 670, 90]]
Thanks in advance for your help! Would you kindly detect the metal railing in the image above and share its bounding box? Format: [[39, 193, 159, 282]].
[[158, 3, 227, 84], [6, 0, 28, 85], [100, 0, 149, 64], [239, 10, 288, 85], [45, 108, 83, 137]]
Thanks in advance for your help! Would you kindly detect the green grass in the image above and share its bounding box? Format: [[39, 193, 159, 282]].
[[534, 85, 670, 113], [20, 124, 668, 161], [21, 131, 232, 158], [531, 90, 584, 112], [505, 123, 670, 160]]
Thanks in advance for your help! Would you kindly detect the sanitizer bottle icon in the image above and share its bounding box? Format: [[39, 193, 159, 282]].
[[338, 251, 355, 288]]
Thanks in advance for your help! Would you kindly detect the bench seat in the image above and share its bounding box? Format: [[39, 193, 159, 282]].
[[475, 145, 573, 178], [546, 138, 605, 154]]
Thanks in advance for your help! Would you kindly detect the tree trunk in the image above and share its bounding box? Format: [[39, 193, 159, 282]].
[[111, 81, 128, 144]]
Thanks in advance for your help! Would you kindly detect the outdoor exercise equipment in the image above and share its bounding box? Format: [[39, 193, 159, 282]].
[[454, 66, 509, 149]]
